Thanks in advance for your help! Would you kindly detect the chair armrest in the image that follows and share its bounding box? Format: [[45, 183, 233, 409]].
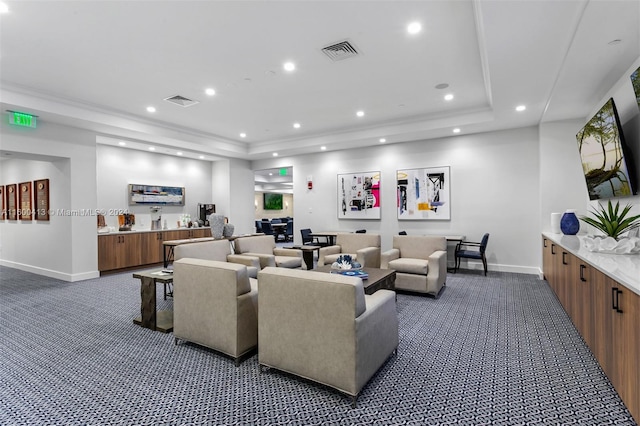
[[380, 248, 400, 269], [273, 248, 302, 258], [456, 241, 481, 251], [245, 252, 276, 269], [428, 250, 447, 278], [355, 289, 399, 369], [357, 246, 381, 268], [318, 245, 341, 266], [227, 254, 260, 269]]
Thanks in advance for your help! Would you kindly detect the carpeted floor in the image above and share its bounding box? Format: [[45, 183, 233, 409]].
[[0, 266, 635, 425]]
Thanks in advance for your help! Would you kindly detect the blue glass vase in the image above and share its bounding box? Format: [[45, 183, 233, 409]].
[[560, 210, 580, 235]]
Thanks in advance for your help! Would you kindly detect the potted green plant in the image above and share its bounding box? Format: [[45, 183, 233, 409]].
[[579, 200, 640, 240]]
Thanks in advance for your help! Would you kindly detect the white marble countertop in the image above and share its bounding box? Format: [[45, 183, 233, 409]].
[[542, 232, 640, 296], [97, 227, 201, 235]]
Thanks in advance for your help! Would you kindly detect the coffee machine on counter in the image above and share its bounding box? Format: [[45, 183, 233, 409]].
[[198, 203, 215, 226], [150, 206, 162, 230]]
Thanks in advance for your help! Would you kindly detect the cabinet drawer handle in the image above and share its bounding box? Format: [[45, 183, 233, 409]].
[[579, 264, 586, 282], [562, 252, 568, 265], [612, 287, 617, 310], [543, 238, 548, 248], [615, 288, 623, 314], [551, 244, 556, 255]]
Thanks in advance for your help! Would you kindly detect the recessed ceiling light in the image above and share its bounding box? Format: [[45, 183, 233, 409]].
[[0, 2, 9, 13], [379, 138, 386, 143], [407, 22, 422, 35], [199, 155, 205, 159], [293, 123, 301, 129], [148, 147, 156, 151], [273, 152, 278, 157], [356, 110, 365, 117], [240, 133, 247, 138], [283, 62, 296, 72], [321, 146, 327, 151], [146, 106, 156, 113], [444, 94, 454, 101], [515, 105, 526, 112], [205, 88, 216, 96], [453, 128, 461, 133], [118, 141, 126, 146], [269, 173, 273, 176], [177, 152, 183, 156]]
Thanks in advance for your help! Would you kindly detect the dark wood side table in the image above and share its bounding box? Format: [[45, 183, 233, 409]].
[[132, 270, 174, 333], [314, 265, 396, 295], [284, 245, 321, 270]]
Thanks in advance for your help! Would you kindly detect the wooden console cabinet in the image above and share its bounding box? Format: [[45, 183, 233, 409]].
[[542, 235, 640, 421], [99, 228, 211, 272]]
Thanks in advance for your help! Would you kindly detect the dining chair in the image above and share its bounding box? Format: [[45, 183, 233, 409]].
[[455, 233, 490, 275]]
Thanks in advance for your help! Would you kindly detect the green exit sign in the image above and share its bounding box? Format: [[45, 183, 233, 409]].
[[8, 111, 37, 128], [279, 168, 287, 176]]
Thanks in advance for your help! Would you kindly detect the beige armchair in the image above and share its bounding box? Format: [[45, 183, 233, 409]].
[[172, 258, 258, 365], [318, 233, 381, 268], [381, 235, 447, 297], [233, 235, 303, 269], [257, 267, 398, 406], [174, 239, 260, 278]]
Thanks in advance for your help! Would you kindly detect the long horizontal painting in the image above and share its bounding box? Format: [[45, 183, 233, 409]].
[[128, 184, 185, 206], [397, 166, 450, 220], [337, 171, 381, 219]]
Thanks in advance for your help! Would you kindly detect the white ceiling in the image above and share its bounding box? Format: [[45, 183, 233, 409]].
[[1, 0, 639, 161]]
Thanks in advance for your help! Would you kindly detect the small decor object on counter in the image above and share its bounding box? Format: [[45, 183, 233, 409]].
[[550, 212, 562, 234], [579, 201, 640, 254], [560, 209, 580, 235], [331, 254, 362, 270], [210, 214, 225, 239], [580, 200, 640, 240], [223, 223, 235, 238]]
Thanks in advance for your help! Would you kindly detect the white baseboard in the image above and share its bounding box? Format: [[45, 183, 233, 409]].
[[0, 260, 100, 282], [455, 261, 543, 277]]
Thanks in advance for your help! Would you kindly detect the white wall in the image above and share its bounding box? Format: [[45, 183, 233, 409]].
[[96, 144, 213, 230], [540, 57, 640, 239], [253, 126, 541, 274], [0, 122, 98, 281], [210, 157, 255, 235]]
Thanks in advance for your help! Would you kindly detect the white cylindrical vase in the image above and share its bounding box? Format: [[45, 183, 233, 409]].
[[550, 212, 562, 234]]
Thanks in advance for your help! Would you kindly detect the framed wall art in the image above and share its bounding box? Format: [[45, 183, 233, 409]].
[[129, 184, 185, 206], [35, 178, 50, 221], [0, 186, 4, 220], [6, 184, 17, 220], [337, 171, 381, 219], [397, 166, 450, 220], [18, 181, 33, 220]]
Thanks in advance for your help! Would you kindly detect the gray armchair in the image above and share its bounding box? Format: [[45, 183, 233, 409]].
[[381, 235, 447, 297], [257, 267, 398, 406], [318, 233, 381, 268], [233, 235, 303, 269], [174, 239, 260, 278], [172, 258, 258, 365]]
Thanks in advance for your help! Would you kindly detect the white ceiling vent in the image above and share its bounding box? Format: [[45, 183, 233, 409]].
[[321, 40, 360, 61], [164, 95, 199, 107]]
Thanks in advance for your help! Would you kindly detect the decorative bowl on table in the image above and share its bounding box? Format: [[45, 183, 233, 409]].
[[331, 254, 362, 270]]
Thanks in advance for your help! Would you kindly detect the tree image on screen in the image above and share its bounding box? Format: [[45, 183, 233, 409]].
[[576, 99, 634, 200]]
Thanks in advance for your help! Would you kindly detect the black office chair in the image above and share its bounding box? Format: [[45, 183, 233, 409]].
[[262, 221, 274, 237], [271, 218, 282, 224], [255, 220, 263, 233], [455, 233, 490, 275], [300, 228, 329, 246], [355, 229, 366, 233], [398, 231, 407, 235], [285, 221, 294, 242]]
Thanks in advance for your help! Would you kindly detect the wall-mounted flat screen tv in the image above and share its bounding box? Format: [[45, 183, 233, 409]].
[[129, 184, 185, 205], [576, 98, 637, 200], [631, 66, 640, 111], [263, 193, 283, 210]]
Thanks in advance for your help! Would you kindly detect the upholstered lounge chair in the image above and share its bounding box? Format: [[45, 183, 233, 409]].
[[257, 267, 398, 406], [233, 235, 303, 269], [381, 235, 447, 297], [318, 233, 381, 268], [172, 258, 258, 365], [174, 239, 260, 278]]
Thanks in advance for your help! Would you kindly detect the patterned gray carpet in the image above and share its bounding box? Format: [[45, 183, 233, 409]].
[[0, 266, 635, 425]]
